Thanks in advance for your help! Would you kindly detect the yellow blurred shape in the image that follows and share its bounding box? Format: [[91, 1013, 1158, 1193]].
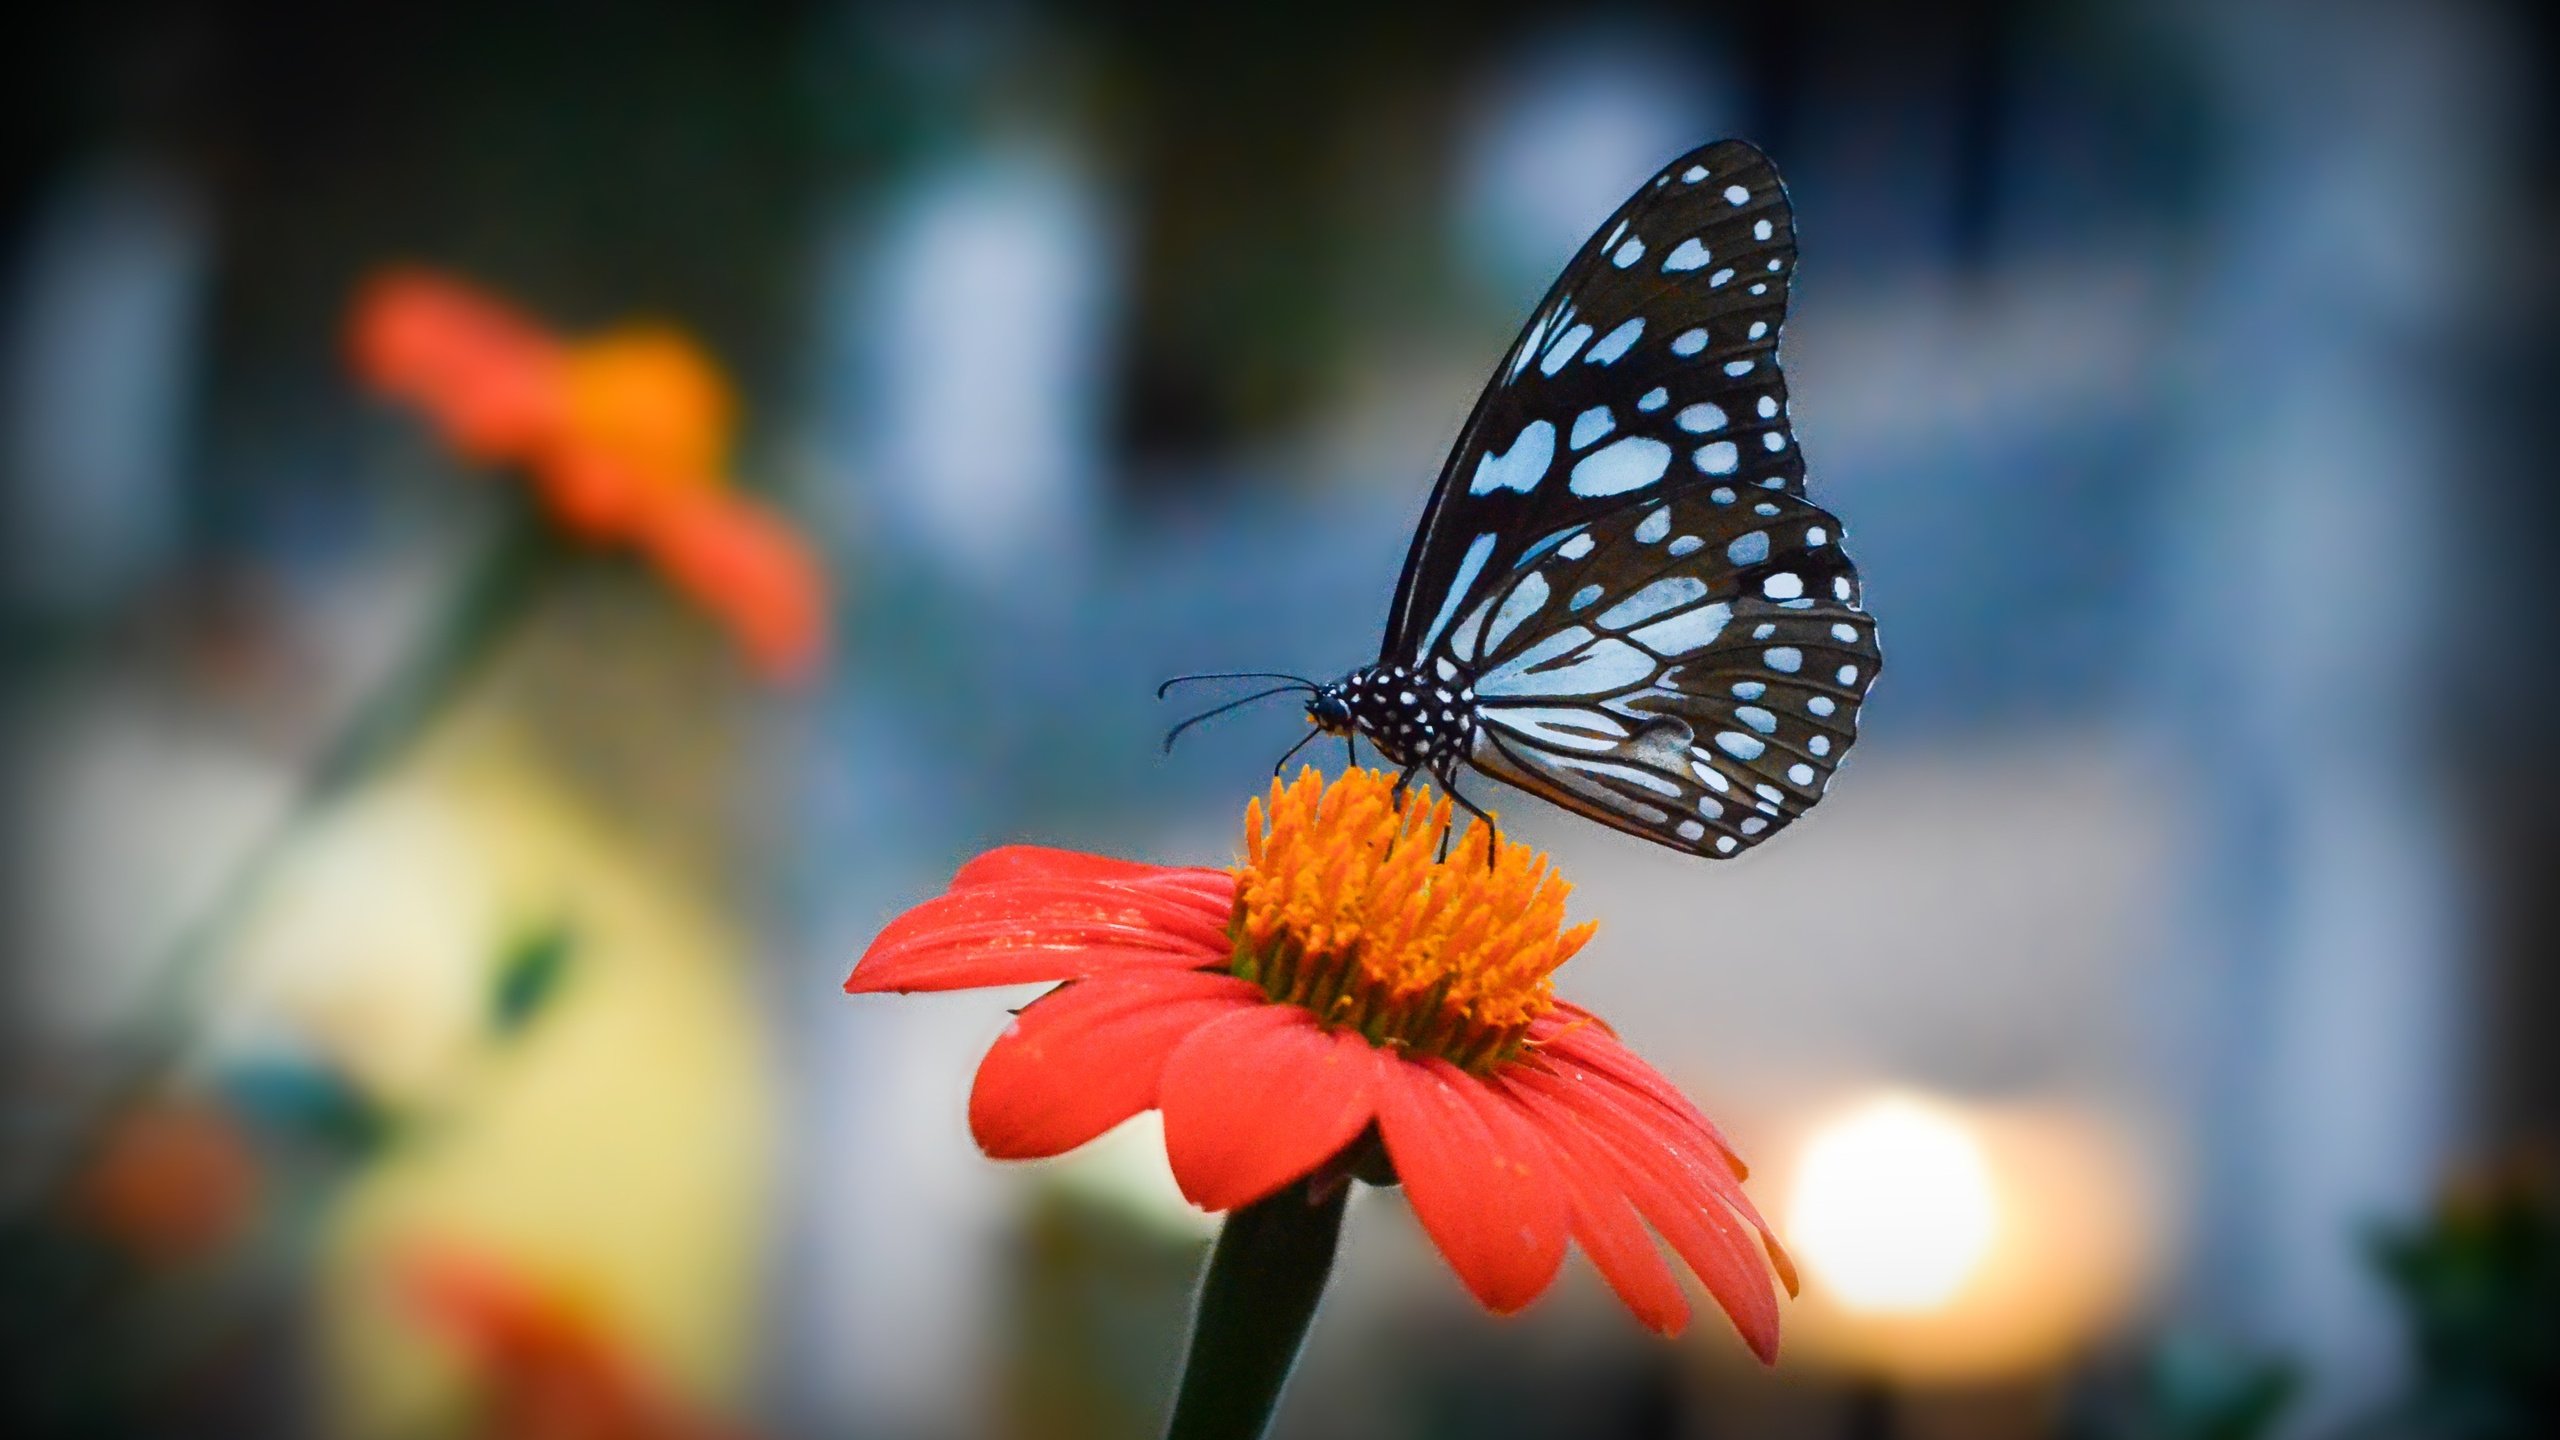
[[229, 710, 773, 1436]]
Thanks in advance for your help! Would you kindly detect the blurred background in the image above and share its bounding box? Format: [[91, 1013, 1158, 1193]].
[[5, 1, 2557, 1437]]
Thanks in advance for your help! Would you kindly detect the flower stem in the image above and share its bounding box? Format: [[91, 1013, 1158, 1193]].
[[25, 502, 554, 1208], [1163, 1178, 1349, 1440], [139, 501, 554, 1040]]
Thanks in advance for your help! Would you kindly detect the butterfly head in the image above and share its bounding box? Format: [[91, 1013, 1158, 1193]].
[[1306, 684, 1355, 735]]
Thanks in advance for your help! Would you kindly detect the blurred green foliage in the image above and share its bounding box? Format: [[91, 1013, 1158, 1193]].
[[2359, 1165, 2560, 1440], [489, 917, 576, 1038]]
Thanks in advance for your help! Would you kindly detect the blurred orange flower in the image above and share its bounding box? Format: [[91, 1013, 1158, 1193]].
[[74, 1097, 260, 1265], [350, 269, 827, 683], [402, 1245, 748, 1440]]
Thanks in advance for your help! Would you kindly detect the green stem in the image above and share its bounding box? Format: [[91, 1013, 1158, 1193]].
[[1163, 1178, 1349, 1440], [144, 504, 551, 1034], [36, 502, 555, 1200]]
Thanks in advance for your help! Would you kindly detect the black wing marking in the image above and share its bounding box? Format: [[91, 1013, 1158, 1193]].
[[1446, 486, 1879, 858], [1383, 138, 1808, 667]]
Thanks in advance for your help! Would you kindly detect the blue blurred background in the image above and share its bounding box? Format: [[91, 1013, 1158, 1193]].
[[5, 2, 2556, 1437]]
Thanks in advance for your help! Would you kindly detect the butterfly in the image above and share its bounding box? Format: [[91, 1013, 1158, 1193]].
[[1165, 139, 1880, 860]]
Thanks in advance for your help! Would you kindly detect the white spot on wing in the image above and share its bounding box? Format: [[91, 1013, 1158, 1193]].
[[1481, 706, 1627, 753], [1634, 506, 1670, 544], [1509, 306, 1556, 382], [1469, 420, 1555, 496], [1611, 238, 1644, 268], [1663, 237, 1710, 272], [1557, 532, 1595, 561], [1539, 323, 1594, 375], [1715, 730, 1766, 761], [1475, 630, 1655, 698], [1637, 386, 1668, 412], [1569, 406, 1614, 450], [1596, 577, 1708, 630], [1724, 184, 1750, 205], [1627, 602, 1731, 656], [1677, 403, 1727, 434], [1416, 532, 1497, 659], [1696, 441, 1739, 475], [1672, 329, 1707, 356], [1568, 437, 1672, 497], [1484, 573, 1550, 655], [1763, 646, 1803, 673], [1585, 317, 1644, 365]]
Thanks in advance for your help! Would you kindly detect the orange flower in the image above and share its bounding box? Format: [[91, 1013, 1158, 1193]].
[[349, 269, 826, 682], [845, 768, 1797, 1356], [74, 1097, 260, 1265], [350, 270, 563, 464], [401, 1245, 748, 1440]]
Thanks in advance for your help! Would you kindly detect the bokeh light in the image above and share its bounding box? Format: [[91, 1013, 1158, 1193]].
[[1786, 1092, 1998, 1316]]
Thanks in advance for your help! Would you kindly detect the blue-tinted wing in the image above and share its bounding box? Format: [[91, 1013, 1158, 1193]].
[[1384, 138, 1812, 663], [1388, 138, 1881, 858]]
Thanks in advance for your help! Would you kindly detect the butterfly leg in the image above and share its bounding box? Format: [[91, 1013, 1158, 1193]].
[[1388, 762, 1422, 807], [1439, 768, 1500, 867]]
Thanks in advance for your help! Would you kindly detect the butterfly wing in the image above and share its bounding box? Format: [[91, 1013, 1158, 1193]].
[[1387, 139, 1880, 858]]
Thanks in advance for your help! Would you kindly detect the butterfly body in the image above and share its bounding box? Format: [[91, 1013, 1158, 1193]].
[[1307, 663, 1481, 774], [1195, 139, 1879, 861]]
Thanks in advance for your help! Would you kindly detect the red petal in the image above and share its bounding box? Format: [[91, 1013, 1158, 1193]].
[[968, 971, 1261, 1159], [349, 269, 563, 463], [1535, 1015, 1748, 1178], [1541, 1052, 1792, 1293], [1374, 1059, 1570, 1315], [952, 848, 1222, 894], [1159, 1007, 1385, 1211], [635, 491, 829, 684], [849, 881, 1231, 994], [1488, 1073, 1689, 1336], [870, 878, 1232, 959], [1510, 1064, 1782, 1360]]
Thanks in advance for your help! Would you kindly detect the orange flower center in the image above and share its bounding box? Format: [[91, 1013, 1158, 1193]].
[[1230, 768, 1596, 1071], [556, 325, 734, 495]]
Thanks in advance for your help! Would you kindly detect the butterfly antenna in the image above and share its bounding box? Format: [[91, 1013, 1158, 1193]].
[[1156, 671, 1320, 700], [1162, 683, 1313, 754]]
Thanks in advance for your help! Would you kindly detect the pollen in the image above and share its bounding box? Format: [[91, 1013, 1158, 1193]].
[[1230, 767, 1597, 1071]]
